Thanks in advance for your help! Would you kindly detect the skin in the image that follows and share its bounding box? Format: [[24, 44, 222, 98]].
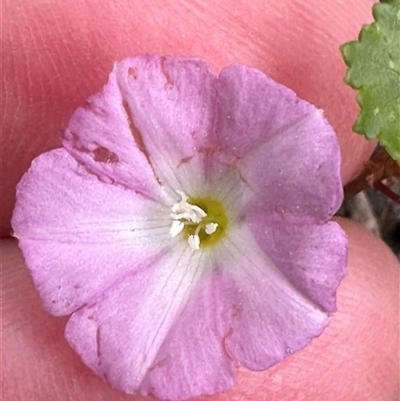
[[1, 0, 398, 400], [1, 0, 377, 236], [2, 220, 399, 401]]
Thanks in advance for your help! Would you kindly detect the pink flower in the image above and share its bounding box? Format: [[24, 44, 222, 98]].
[[12, 55, 347, 400]]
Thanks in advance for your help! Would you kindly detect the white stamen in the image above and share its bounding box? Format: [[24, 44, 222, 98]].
[[170, 211, 192, 220], [190, 205, 207, 222], [194, 224, 202, 236], [188, 234, 200, 250], [205, 222, 218, 235], [170, 191, 218, 250], [176, 190, 188, 202], [170, 191, 207, 224], [170, 220, 184, 237]]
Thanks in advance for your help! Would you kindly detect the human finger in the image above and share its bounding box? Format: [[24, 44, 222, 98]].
[[2, 218, 398, 401], [1, 0, 376, 236]]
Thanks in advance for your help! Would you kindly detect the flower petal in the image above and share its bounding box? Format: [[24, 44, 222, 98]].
[[12, 149, 171, 315], [219, 225, 330, 371], [62, 67, 163, 200], [215, 64, 342, 221], [141, 274, 235, 400], [65, 244, 207, 395], [215, 63, 315, 158], [246, 216, 347, 313], [240, 110, 342, 221], [65, 55, 218, 198]]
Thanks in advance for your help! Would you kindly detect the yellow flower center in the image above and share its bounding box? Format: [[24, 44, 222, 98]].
[[170, 192, 228, 250]]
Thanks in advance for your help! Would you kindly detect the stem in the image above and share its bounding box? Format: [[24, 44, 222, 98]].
[[373, 180, 400, 204], [344, 146, 400, 202]]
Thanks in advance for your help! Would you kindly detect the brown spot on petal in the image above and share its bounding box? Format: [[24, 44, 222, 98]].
[[82, 100, 108, 118], [222, 328, 236, 360], [198, 145, 220, 159], [178, 156, 193, 166], [160, 57, 174, 87], [128, 67, 137, 79], [93, 146, 119, 163], [231, 304, 242, 319], [121, 100, 161, 184], [67, 131, 90, 153], [96, 327, 101, 358], [148, 357, 168, 373], [121, 100, 148, 157]]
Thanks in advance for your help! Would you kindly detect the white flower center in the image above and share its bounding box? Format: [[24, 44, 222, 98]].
[[169, 191, 219, 251]]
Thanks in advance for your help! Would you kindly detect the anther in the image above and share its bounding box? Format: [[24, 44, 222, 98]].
[[170, 191, 220, 250], [205, 223, 218, 235]]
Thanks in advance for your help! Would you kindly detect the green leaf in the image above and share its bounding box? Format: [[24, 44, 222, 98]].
[[340, 0, 400, 163]]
